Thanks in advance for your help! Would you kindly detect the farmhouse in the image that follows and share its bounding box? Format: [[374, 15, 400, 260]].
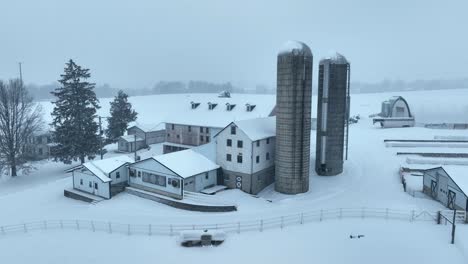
[[128, 149, 220, 199], [118, 122, 165, 152], [423, 166, 468, 211], [67, 156, 134, 199], [373, 96, 415, 128], [215, 116, 276, 194]]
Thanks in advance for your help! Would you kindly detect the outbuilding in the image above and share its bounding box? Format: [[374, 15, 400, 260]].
[[67, 156, 134, 199], [118, 122, 166, 152], [128, 149, 220, 199], [373, 96, 415, 128], [423, 166, 468, 211]]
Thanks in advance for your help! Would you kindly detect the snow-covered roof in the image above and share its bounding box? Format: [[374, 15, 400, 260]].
[[163, 96, 276, 128], [128, 121, 165, 132], [226, 116, 276, 141], [153, 149, 219, 179], [278, 40, 312, 56], [120, 135, 145, 142], [441, 166, 468, 195], [81, 156, 134, 182]]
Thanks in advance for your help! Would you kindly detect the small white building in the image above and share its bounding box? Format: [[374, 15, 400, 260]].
[[423, 166, 468, 210], [118, 122, 166, 152], [373, 96, 415, 128], [128, 149, 220, 199], [68, 156, 134, 199], [214, 116, 276, 194]]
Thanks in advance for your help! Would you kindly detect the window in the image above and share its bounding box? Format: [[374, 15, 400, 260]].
[[206, 136, 209, 142], [142, 172, 166, 187], [89, 182, 92, 188], [231, 126, 236, 135], [266, 138, 270, 144], [129, 169, 136, 177], [200, 135, 204, 142], [94, 183, 98, 189], [237, 154, 243, 163], [256, 141, 260, 147], [226, 154, 232, 161], [206, 127, 210, 133], [167, 133, 170, 138], [266, 152, 270, 160], [177, 134, 180, 139], [237, 140, 243, 148], [188, 126, 191, 132], [227, 139, 232, 147], [116, 172, 120, 179], [38, 148, 43, 155], [80, 179, 83, 185], [256, 155, 260, 163], [138, 171, 141, 177], [200, 127, 204, 133], [171, 124, 175, 130], [205, 173, 209, 180]]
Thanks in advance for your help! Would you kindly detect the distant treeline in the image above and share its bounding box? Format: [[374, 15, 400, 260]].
[[27, 78, 468, 100]]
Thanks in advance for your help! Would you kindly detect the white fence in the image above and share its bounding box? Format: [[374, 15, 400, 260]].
[[0, 208, 452, 237]]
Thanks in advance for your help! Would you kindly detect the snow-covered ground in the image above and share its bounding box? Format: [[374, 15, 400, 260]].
[[1, 89, 468, 263]]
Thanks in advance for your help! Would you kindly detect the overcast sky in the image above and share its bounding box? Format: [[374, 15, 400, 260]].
[[1, 0, 467, 89]]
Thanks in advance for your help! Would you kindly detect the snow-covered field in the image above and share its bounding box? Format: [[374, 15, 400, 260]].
[[1, 89, 468, 263]]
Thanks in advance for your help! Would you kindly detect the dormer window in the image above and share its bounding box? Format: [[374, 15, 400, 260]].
[[246, 104, 256, 112], [208, 102, 218, 110], [226, 103, 236, 111], [190, 101, 200, 109]]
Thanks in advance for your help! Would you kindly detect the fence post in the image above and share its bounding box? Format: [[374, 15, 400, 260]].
[[76, 220, 80, 230], [260, 220, 263, 232], [339, 208, 342, 219], [148, 224, 152, 236], [437, 211, 441, 225], [215, 224, 218, 230], [237, 222, 240, 234], [23, 223, 27, 233], [108, 222, 112, 234], [300, 213, 304, 224], [320, 209, 323, 222], [451, 209, 456, 244], [385, 208, 389, 220], [0, 226, 4, 235], [280, 216, 284, 229], [127, 224, 131, 236], [192, 224, 195, 230], [91, 221, 95, 232], [411, 210, 415, 222], [170, 225, 173, 236], [60, 220, 63, 229], [43, 221, 47, 230], [361, 207, 365, 219]]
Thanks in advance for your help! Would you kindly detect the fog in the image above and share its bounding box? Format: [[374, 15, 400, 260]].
[[1, 0, 467, 90]]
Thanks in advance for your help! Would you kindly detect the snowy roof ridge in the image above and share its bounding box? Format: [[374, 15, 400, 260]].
[[82, 156, 134, 182], [233, 116, 276, 141], [152, 149, 219, 179]]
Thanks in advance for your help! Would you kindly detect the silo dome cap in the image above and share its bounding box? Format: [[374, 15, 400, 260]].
[[278, 41, 312, 56], [320, 52, 349, 64]]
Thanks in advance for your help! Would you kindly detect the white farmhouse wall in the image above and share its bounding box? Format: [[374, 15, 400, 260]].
[[252, 137, 275, 173], [128, 159, 182, 197], [216, 124, 252, 175], [109, 165, 128, 185], [193, 170, 217, 192], [73, 169, 110, 199]]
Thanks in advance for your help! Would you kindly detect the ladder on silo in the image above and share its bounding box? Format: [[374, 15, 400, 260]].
[[343, 64, 351, 161]]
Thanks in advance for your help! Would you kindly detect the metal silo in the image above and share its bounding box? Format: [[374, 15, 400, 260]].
[[315, 53, 350, 176], [275, 41, 313, 194]]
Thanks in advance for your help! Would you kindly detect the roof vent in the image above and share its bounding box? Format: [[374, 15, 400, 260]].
[[226, 103, 236, 111], [190, 101, 200, 109], [246, 103, 256, 112], [208, 102, 218, 110]]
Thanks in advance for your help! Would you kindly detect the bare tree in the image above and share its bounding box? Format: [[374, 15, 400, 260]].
[[0, 79, 43, 177]]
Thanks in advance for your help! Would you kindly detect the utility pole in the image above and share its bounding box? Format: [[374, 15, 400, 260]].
[[134, 134, 137, 161], [18, 62, 23, 85]]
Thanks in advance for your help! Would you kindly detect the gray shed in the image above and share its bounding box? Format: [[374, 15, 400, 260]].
[[423, 166, 468, 211]]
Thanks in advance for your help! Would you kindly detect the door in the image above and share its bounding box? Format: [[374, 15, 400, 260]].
[[235, 176, 242, 189], [93, 182, 99, 195], [448, 190, 456, 210], [430, 180, 437, 198]]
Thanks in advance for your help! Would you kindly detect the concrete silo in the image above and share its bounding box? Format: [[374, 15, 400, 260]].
[[275, 41, 313, 194], [315, 53, 350, 176]]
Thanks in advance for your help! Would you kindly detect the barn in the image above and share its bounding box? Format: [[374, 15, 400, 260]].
[[423, 166, 468, 211], [128, 149, 220, 199], [67, 156, 134, 199], [373, 96, 415, 128]]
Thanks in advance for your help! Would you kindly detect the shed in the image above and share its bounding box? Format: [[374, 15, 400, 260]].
[[128, 149, 220, 199], [423, 166, 468, 210], [118, 135, 146, 152], [119, 122, 166, 152], [373, 96, 415, 128], [67, 156, 134, 199]]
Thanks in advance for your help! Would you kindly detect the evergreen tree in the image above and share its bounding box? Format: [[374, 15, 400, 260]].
[[106, 90, 137, 142], [50, 59, 100, 164]]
